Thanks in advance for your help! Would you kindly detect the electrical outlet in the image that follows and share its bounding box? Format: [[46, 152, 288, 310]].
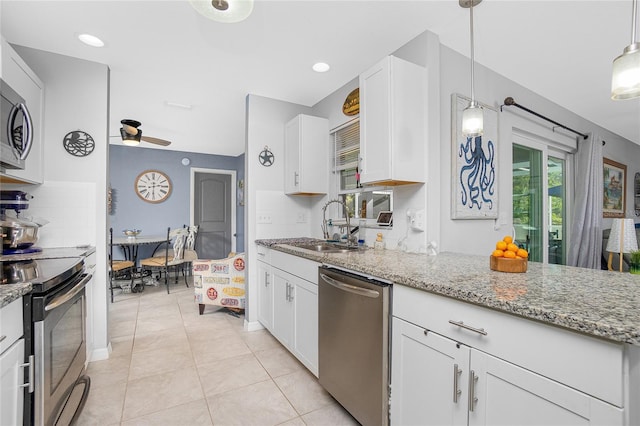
[[411, 209, 425, 232], [257, 212, 272, 224], [296, 212, 307, 223]]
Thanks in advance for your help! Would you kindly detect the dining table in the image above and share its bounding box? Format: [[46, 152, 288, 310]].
[[111, 235, 167, 291]]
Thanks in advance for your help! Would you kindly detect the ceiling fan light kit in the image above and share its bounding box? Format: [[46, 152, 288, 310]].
[[612, 0, 640, 100], [118, 119, 171, 147], [189, 0, 254, 23], [460, 0, 484, 137]]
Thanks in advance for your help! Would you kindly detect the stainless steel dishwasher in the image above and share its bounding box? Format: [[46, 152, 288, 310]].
[[318, 265, 391, 426]]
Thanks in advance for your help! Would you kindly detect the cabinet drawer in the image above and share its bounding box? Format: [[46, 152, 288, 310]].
[[393, 285, 624, 407], [271, 250, 319, 283], [0, 298, 23, 354], [256, 245, 271, 264]]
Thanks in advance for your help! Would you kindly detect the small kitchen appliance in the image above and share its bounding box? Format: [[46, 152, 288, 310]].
[[1, 78, 33, 170], [1, 190, 43, 254]]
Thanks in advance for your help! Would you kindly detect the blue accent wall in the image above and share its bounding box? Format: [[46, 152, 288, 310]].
[[109, 145, 245, 260]]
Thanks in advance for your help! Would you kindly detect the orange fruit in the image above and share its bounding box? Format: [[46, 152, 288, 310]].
[[496, 241, 507, 251], [516, 248, 528, 258], [503, 236, 513, 244], [506, 243, 519, 253], [492, 249, 504, 257], [503, 250, 516, 258]]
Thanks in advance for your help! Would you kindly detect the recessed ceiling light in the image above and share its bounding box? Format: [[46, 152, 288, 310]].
[[78, 33, 104, 47], [312, 62, 330, 73]]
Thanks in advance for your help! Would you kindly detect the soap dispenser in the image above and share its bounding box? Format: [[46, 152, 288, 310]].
[[374, 233, 385, 251]]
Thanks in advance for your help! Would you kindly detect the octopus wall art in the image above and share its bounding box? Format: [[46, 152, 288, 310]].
[[451, 93, 498, 219]]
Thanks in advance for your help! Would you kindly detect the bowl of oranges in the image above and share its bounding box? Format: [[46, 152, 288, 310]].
[[490, 236, 528, 273]]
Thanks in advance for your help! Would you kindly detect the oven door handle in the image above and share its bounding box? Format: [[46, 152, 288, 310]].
[[45, 273, 92, 312], [320, 273, 380, 298]]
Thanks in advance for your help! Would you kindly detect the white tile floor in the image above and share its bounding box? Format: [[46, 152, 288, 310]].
[[78, 279, 359, 425]]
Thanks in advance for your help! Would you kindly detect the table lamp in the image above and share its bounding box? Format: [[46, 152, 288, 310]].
[[606, 218, 638, 272]]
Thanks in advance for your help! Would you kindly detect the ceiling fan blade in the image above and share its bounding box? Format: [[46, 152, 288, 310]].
[[122, 124, 139, 136], [141, 135, 171, 146]]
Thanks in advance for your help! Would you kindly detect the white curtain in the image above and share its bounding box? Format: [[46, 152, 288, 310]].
[[568, 133, 603, 268]]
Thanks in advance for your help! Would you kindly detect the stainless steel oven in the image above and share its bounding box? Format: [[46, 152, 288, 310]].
[[1, 78, 33, 170], [17, 257, 91, 426]]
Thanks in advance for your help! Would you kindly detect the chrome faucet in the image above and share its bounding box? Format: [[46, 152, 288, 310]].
[[322, 199, 354, 246]]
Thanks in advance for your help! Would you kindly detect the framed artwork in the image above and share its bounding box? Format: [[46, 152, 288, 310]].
[[603, 158, 626, 218], [451, 93, 499, 219]]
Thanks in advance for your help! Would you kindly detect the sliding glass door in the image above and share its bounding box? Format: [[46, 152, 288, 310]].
[[512, 136, 569, 265]]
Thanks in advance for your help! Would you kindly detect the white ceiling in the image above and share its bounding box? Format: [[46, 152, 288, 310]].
[[1, 0, 638, 157]]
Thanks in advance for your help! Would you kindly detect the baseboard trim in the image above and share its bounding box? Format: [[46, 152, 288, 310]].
[[90, 343, 112, 362], [244, 319, 264, 332]]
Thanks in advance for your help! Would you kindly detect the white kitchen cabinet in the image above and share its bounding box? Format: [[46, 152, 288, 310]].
[[391, 286, 625, 425], [359, 55, 425, 185], [259, 248, 319, 376], [284, 114, 329, 195], [1, 37, 44, 184], [256, 246, 273, 330], [0, 298, 27, 426]]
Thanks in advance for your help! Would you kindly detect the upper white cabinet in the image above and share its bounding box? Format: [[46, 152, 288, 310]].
[[284, 114, 329, 195], [359, 55, 425, 186], [1, 38, 44, 184]]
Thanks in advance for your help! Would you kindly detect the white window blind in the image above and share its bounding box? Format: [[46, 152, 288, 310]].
[[333, 120, 360, 172]]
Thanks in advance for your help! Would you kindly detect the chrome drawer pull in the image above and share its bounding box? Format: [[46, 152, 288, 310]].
[[0, 335, 6, 343], [19, 355, 34, 393], [448, 320, 487, 336]]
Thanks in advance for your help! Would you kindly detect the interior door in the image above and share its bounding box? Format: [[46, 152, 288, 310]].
[[194, 171, 234, 260]]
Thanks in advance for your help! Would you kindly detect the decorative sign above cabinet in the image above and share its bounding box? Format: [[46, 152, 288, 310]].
[[342, 88, 360, 116]]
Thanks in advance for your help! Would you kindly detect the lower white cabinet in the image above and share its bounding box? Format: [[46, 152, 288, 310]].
[[391, 286, 626, 425], [256, 246, 319, 376], [391, 317, 623, 425], [0, 298, 26, 426]]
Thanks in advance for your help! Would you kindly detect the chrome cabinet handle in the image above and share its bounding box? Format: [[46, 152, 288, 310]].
[[19, 355, 34, 393], [469, 370, 478, 412], [289, 284, 294, 301], [453, 364, 462, 403], [264, 271, 270, 286], [449, 320, 487, 336], [294, 172, 299, 186], [285, 282, 290, 301]]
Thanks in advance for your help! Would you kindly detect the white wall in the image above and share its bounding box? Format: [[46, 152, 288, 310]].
[[9, 46, 110, 361]]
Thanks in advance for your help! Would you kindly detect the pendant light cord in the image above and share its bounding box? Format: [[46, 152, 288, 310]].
[[469, 2, 476, 105]]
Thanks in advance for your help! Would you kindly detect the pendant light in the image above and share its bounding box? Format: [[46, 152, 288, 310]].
[[189, 0, 254, 23], [612, 0, 640, 99], [460, 0, 483, 137]]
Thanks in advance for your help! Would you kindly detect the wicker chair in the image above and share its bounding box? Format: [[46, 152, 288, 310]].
[[109, 227, 135, 302], [140, 227, 189, 294]]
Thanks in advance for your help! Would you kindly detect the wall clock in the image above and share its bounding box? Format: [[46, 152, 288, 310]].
[[134, 170, 172, 203]]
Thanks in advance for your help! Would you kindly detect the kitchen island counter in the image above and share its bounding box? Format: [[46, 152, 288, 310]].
[[256, 238, 640, 345]]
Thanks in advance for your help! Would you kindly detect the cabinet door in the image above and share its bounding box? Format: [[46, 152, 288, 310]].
[[1, 39, 44, 184], [391, 317, 470, 426], [292, 278, 318, 376], [469, 349, 623, 426], [284, 117, 301, 194], [271, 268, 294, 348], [0, 339, 25, 426], [359, 57, 391, 184], [256, 260, 273, 331]]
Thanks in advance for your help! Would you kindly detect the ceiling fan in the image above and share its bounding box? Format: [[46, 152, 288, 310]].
[[117, 119, 171, 146]]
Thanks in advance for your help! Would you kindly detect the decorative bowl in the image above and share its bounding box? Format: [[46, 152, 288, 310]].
[[490, 256, 527, 273], [123, 229, 141, 237]]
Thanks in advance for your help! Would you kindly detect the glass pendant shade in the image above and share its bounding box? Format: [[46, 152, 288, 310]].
[[462, 103, 484, 137], [611, 43, 640, 99], [120, 128, 141, 146]]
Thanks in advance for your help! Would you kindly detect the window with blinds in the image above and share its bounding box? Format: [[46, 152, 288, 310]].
[[333, 119, 360, 191]]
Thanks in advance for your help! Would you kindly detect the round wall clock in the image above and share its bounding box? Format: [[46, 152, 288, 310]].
[[134, 170, 172, 203]]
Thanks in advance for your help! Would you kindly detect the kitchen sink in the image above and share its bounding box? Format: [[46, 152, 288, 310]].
[[295, 242, 364, 253]]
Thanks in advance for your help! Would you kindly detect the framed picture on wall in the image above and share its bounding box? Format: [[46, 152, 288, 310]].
[[451, 93, 499, 220], [603, 157, 626, 218]]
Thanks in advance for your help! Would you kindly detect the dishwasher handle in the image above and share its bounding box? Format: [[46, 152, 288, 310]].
[[320, 273, 380, 298]]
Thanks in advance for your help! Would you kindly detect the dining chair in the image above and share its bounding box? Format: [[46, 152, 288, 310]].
[[140, 227, 189, 294], [109, 227, 135, 303]]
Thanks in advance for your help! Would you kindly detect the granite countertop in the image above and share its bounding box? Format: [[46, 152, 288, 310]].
[[0, 283, 32, 308], [0, 246, 95, 308], [256, 238, 640, 345]]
